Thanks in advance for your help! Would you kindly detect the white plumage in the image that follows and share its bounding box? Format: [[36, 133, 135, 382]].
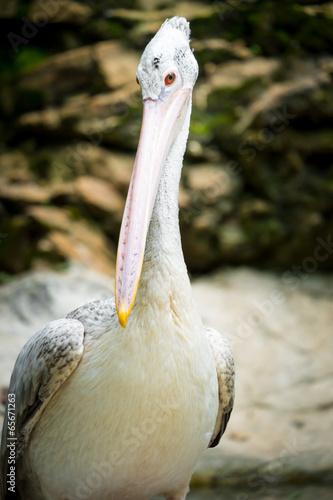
[[0, 17, 234, 500]]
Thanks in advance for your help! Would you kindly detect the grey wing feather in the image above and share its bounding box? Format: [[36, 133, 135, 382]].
[[205, 327, 235, 448], [0, 318, 84, 500]]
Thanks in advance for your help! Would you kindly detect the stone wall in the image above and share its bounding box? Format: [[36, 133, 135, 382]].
[[1, 0, 333, 276]]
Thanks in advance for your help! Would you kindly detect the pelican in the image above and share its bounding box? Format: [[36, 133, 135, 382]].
[[0, 17, 234, 500]]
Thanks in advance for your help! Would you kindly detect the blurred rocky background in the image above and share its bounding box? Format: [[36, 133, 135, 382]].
[[1, 0, 333, 277]]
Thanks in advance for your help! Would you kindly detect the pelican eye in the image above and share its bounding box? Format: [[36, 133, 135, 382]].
[[164, 72, 176, 86]]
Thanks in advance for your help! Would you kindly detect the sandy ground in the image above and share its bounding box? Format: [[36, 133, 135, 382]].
[[0, 266, 332, 496]]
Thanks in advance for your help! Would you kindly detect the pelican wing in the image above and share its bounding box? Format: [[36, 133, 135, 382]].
[[205, 327, 235, 448], [0, 318, 84, 500]]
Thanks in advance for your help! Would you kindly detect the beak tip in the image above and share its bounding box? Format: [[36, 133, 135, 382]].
[[117, 304, 128, 329]]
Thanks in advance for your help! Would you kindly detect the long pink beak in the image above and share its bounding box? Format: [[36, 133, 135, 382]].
[[115, 87, 190, 328]]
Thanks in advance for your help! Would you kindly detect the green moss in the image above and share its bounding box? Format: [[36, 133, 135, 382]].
[[80, 19, 125, 41], [14, 45, 47, 73], [85, 0, 139, 10], [67, 206, 84, 220], [249, 44, 262, 56], [0, 45, 48, 84], [0, 272, 14, 283], [190, 0, 333, 56]]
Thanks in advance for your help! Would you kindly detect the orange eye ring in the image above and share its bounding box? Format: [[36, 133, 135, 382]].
[[164, 72, 176, 86]]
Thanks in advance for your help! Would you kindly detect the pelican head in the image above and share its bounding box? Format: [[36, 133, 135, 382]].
[[115, 17, 198, 328], [136, 17, 198, 101]]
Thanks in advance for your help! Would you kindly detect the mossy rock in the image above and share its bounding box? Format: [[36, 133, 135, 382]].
[[0, 215, 39, 274]]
